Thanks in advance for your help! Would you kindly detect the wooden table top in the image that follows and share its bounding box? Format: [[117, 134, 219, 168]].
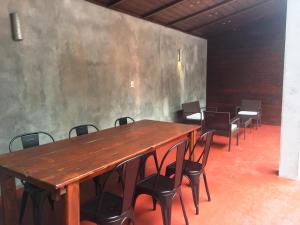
[[0, 120, 199, 191]]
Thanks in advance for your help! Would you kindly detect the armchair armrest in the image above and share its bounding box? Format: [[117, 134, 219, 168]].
[[230, 117, 240, 125]]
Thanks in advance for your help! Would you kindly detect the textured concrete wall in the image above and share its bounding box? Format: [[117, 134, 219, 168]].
[[0, 0, 207, 153], [279, 0, 300, 179]]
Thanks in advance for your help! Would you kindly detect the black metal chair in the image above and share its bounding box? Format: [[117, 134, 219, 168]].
[[9, 132, 55, 225], [80, 154, 143, 225], [114, 117, 135, 127], [165, 130, 214, 215], [68, 124, 99, 138], [134, 140, 189, 225]]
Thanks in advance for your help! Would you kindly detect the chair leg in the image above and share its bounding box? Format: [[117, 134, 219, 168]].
[[189, 176, 200, 215], [160, 203, 172, 225], [260, 118, 262, 127], [203, 171, 211, 201], [236, 132, 239, 145], [178, 190, 189, 225], [228, 136, 231, 152], [152, 197, 157, 211], [19, 191, 29, 224], [158, 197, 173, 225]]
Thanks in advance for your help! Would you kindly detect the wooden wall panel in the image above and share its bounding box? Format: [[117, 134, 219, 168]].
[[207, 11, 286, 125]]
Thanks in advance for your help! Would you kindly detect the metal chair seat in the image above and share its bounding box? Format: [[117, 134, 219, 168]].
[[81, 192, 123, 220], [80, 154, 143, 225], [137, 174, 176, 195], [166, 160, 203, 176]]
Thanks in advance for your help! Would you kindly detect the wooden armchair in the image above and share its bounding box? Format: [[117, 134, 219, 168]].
[[236, 99, 262, 129], [203, 111, 240, 152]]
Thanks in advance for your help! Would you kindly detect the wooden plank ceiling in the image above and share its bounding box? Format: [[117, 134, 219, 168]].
[[87, 0, 284, 38]]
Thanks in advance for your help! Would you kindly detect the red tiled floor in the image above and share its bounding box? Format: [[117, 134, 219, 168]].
[[2, 125, 300, 225]]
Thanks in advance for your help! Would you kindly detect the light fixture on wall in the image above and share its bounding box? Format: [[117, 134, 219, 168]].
[[177, 48, 184, 76], [178, 49, 182, 63], [10, 12, 23, 41]]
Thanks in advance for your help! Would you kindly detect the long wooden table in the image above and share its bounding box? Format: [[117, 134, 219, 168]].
[[0, 120, 199, 225]]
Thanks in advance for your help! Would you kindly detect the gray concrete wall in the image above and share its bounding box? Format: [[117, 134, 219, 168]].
[[279, 0, 300, 179], [0, 0, 207, 153]]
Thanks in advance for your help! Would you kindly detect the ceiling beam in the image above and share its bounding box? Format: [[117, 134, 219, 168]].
[[107, 0, 128, 8], [188, 0, 273, 33], [142, 0, 185, 19], [167, 0, 235, 26]]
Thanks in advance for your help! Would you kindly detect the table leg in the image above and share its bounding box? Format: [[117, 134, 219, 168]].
[[0, 174, 18, 225], [65, 182, 80, 225]]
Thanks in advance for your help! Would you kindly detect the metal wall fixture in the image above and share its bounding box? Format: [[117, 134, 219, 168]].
[[10, 12, 23, 41], [178, 48, 183, 62]]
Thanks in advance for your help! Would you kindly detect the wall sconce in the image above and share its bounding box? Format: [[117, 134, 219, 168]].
[[178, 49, 182, 63], [10, 12, 23, 41]]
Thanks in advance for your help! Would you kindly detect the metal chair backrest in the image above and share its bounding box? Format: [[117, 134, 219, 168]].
[[9, 131, 55, 152], [182, 101, 200, 116], [96, 154, 142, 214], [188, 131, 214, 170], [154, 139, 188, 190], [241, 99, 262, 112], [68, 124, 99, 138], [203, 111, 230, 133], [114, 117, 135, 127]]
